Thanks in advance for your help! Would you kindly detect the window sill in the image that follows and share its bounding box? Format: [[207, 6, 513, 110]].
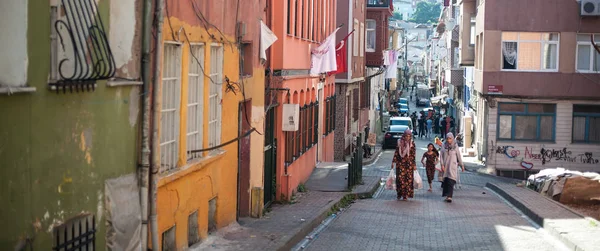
[[0, 86, 36, 95], [107, 80, 143, 87], [157, 149, 227, 188], [571, 141, 600, 145], [496, 139, 555, 144], [48, 83, 98, 91], [500, 69, 559, 73]]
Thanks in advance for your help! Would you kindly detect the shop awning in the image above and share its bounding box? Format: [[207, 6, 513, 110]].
[[430, 94, 448, 106]]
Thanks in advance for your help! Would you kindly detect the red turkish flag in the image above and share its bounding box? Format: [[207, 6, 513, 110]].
[[329, 30, 355, 76]]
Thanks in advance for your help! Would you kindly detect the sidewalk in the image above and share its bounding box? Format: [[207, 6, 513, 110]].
[[487, 182, 600, 251], [191, 170, 380, 251]]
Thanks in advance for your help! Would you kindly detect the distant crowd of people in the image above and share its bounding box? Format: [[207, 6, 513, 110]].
[[409, 111, 455, 139]]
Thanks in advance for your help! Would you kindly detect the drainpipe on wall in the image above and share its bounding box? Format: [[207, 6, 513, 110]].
[[139, 0, 153, 248], [150, 0, 165, 248]]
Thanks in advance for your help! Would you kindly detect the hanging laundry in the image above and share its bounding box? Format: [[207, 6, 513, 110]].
[[383, 50, 391, 66], [330, 30, 355, 76], [260, 20, 278, 62], [385, 50, 398, 79], [310, 28, 340, 75]]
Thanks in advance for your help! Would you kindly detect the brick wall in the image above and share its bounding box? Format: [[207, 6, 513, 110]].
[[334, 84, 348, 161]]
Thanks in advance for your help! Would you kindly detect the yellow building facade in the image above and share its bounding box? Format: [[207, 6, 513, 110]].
[[155, 2, 266, 248]]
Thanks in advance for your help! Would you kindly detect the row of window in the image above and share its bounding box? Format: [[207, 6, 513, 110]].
[[160, 42, 223, 173], [360, 81, 370, 109], [286, 0, 335, 42], [498, 32, 600, 72], [497, 103, 600, 143], [324, 95, 336, 135], [285, 102, 320, 164]]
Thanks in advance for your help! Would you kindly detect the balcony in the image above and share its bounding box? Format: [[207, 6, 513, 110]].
[[367, 0, 390, 8]]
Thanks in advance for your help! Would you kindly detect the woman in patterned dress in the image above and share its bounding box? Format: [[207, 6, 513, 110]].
[[421, 143, 439, 192], [392, 129, 416, 201]]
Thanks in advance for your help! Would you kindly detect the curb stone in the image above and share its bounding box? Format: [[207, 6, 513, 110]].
[[278, 177, 381, 251], [363, 147, 383, 166], [486, 182, 599, 251]]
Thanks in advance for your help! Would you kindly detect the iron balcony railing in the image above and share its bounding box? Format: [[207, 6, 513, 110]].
[[367, 0, 390, 8]]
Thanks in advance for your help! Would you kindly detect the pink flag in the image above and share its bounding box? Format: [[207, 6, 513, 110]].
[[310, 28, 341, 75]]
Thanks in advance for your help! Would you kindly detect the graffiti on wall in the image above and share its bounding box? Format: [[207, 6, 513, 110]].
[[490, 141, 600, 170]]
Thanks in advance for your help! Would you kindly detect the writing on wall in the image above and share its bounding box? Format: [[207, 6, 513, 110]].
[[490, 141, 599, 170]]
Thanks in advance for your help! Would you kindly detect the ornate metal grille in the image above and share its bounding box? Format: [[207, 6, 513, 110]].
[[52, 0, 116, 92]]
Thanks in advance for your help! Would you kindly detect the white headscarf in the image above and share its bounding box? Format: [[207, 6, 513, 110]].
[[444, 132, 458, 151]]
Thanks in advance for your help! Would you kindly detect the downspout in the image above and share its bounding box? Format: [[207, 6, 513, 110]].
[[150, 0, 165, 248], [139, 0, 153, 248]]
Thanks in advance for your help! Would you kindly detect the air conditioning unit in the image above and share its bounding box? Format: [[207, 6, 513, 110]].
[[581, 0, 600, 16]]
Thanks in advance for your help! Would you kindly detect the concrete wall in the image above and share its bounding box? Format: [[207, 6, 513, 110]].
[[0, 0, 28, 87], [0, 0, 141, 248], [475, 0, 600, 97], [487, 98, 600, 173], [458, 0, 475, 66]]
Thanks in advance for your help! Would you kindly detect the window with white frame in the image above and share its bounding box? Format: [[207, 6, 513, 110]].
[[366, 20, 376, 52], [353, 19, 359, 57], [469, 17, 476, 46], [187, 44, 204, 161], [160, 43, 182, 172], [576, 34, 600, 72], [208, 45, 223, 151], [360, 22, 365, 57], [501, 32, 559, 71]]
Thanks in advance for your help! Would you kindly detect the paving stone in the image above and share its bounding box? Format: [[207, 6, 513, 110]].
[[304, 140, 566, 251]]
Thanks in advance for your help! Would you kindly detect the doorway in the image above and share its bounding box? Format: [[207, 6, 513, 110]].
[[263, 106, 277, 206], [237, 100, 252, 218]]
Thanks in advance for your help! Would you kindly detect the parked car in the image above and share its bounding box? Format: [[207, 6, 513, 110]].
[[398, 98, 409, 106], [399, 104, 410, 115], [389, 117, 412, 128], [383, 125, 411, 149]]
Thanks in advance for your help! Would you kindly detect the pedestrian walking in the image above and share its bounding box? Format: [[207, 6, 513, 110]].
[[441, 116, 447, 138], [418, 117, 426, 138], [440, 133, 464, 203], [426, 117, 433, 138], [421, 143, 439, 192], [392, 129, 416, 201]]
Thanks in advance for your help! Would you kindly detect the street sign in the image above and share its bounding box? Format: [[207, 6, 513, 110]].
[[488, 85, 503, 95]]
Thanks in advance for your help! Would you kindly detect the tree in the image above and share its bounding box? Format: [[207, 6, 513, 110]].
[[409, 1, 441, 24], [392, 12, 403, 21]]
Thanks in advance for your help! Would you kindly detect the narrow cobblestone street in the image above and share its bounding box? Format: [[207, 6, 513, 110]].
[[303, 138, 568, 251], [300, 91, 569, 250]]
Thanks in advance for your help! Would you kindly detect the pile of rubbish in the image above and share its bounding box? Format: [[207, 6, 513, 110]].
[[527, 168, 600, 205]]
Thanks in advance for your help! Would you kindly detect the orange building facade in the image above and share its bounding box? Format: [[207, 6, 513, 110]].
[[265, 0, 338, 201]]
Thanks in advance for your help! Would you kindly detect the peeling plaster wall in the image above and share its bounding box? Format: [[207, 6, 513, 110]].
[[0, 0, 28, 87], [109, 0, 142, 79], [0, 0, 141, 249], [156, 12, 240, 248]]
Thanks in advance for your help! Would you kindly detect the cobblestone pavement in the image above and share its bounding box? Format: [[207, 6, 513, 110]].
[[304, 137, 567, 251]]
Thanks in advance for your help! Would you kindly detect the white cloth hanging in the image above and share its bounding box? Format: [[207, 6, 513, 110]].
[[383, 50, 391, 66], [260, 20, 278, 62], [385, 50, 398, 79]]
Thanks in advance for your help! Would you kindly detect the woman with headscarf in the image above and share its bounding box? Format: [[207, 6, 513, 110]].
[[391, 129, 416, 201], [440, 133, 464, 203]]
